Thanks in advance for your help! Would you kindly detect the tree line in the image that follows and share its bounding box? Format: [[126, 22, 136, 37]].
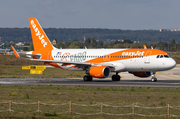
[[23, 38, 179, 52], [1, 28, 180, 43]]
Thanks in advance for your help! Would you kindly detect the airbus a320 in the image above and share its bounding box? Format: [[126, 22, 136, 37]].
[[11, 18, 176, 82]]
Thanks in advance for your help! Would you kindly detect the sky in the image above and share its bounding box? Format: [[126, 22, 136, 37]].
[[1, 0, 180, 30]]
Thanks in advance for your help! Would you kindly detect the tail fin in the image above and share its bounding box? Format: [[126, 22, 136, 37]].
[[29, 18, 54, 51]]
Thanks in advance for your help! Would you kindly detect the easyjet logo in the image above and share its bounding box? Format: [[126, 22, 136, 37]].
[[31, 20, 47, 47], [122, 51, 145, 56]]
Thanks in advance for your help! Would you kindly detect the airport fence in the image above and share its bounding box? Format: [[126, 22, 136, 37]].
[[0, 101, 180, 117]]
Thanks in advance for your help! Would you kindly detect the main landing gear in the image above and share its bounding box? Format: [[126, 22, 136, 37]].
[[151, 72, 157, 82], [112, 72, 121, 81], [83, 75, 93, 81], [83, 67, 93, 81]]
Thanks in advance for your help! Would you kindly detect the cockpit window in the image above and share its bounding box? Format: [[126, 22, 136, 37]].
[[157, 55, 171, 58], [160, 55, 163, 58], [164, 55, 169, 58]]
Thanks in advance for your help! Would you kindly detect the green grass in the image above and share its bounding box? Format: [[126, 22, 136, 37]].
[[8, 92, 18, 96], [0, 65, 86, 78], [0, 55, 87, 78], [0, 85, 180, 118]]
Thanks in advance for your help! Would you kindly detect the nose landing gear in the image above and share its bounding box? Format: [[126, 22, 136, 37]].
[[151, 72, 157, 82]]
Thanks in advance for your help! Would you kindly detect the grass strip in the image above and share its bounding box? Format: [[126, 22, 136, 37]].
[[0, 85, 180, 118]]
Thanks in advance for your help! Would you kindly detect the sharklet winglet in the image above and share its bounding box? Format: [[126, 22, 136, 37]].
[[143, 45, 147, 49], [11, 45, 20, 58]]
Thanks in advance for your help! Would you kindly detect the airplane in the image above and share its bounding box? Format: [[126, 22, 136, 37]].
[[0, 49, 10, 52], [11, 18, 176, 82], [0, 43, 10, 52]]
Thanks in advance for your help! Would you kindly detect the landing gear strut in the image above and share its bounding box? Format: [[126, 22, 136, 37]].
[[151, 72, 157, 82], [83, 67, 93, 81], [112, 72, 121, 81]]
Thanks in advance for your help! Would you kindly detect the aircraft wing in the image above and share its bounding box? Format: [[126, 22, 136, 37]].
[[11, 45, 114, 67], [27, 58, 114, 67]]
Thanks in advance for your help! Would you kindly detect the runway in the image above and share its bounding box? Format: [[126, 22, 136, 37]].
[[0, 65, 180, 88], [0, 78, 180, 88]]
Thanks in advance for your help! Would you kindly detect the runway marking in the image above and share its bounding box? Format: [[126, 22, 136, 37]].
[[121, 76, 125, 78], [157, 72, 180, 79]]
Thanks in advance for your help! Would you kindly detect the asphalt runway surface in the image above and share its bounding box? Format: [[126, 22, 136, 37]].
[[0, 78, 180, 88], [0, 65, 180, 88]]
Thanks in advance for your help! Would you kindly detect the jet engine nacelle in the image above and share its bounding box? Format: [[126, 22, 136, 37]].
[[90, 66, 110, 78], [130, 72, 151, 78]]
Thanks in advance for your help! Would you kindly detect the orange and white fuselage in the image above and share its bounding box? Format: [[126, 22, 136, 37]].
[[11, 18, 176, 82], [49, 48, 175, 72]]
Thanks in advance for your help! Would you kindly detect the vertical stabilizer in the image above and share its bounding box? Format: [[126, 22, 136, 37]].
[[29, 18, 54, 51]]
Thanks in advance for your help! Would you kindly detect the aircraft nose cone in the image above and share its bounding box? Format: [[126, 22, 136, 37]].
[[167, 59, 176, 69]]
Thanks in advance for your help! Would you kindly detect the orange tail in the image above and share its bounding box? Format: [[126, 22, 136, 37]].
[[29, 18, 54, 51]]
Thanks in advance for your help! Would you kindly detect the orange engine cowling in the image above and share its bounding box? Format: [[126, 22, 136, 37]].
[[132, 72, 151, 78], [89, 66, 110, 78]]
